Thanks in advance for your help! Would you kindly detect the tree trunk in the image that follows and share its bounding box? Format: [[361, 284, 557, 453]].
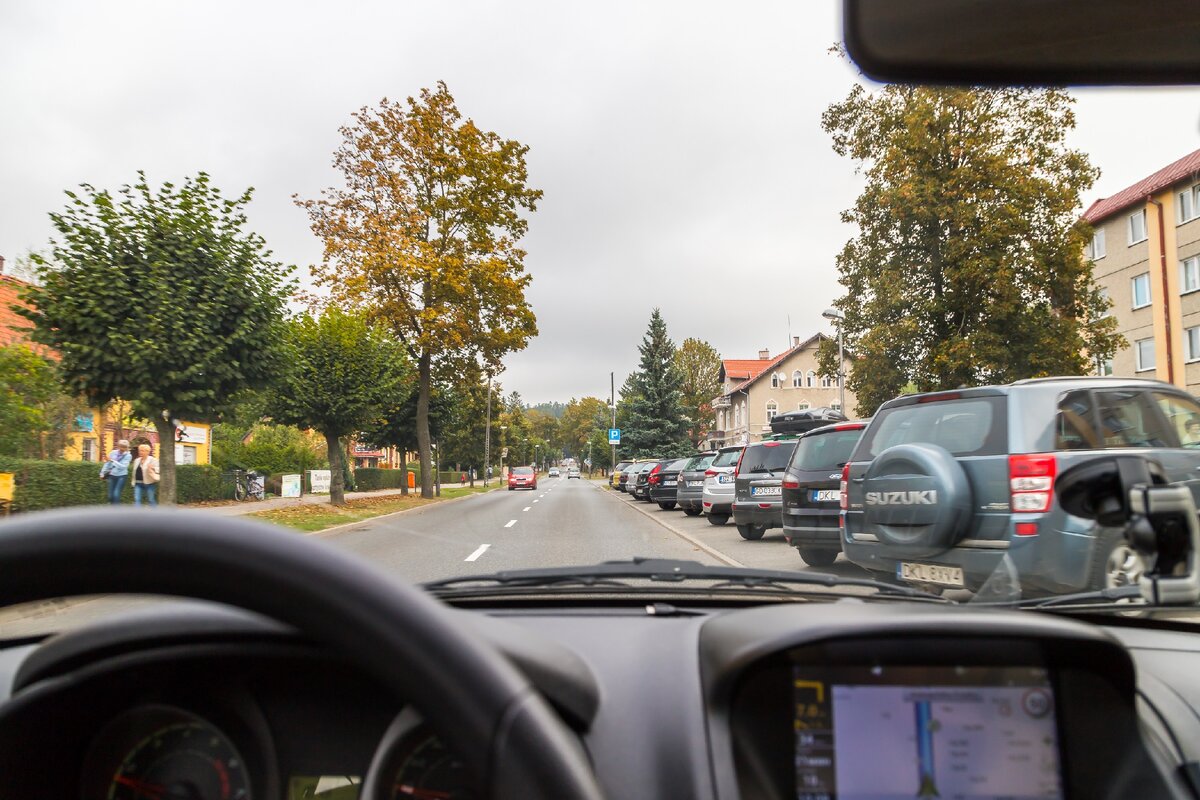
[[153, 415, 177, 505], [325, 431, 346, 506], [400, 459, 409, 496], [416, 351, 434, 499]]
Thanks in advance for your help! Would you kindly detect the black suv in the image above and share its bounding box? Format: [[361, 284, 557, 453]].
[[781, 420, 868, 567], [731, 437, 799, 540], [842, 378, 1200, 595], [648, 458, 689, 510]]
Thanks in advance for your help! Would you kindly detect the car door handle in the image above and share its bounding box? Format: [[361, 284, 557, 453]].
[[851, 477, 865, 483]]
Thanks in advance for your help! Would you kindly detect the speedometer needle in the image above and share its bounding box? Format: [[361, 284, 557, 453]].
[[394, 785, 452, 799], [113, 775, 166, 798]]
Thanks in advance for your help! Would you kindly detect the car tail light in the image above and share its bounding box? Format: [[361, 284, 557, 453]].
[[1009, 454, 1056, 513], [839, 464, 850, 510], [734, 448, 746, 475], [648, 464, 662, 484], [782, 474, 800, 489]]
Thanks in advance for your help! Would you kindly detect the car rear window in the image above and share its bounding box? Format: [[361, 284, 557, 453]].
[[736, 441, 797, 475], [712, 448, 742, 467], [513, 466, 533, 475], [857, 396, 1008, 458], [789, 428, 864, 472], [666, 458, 689, 471], [683, 454, 716, 471]]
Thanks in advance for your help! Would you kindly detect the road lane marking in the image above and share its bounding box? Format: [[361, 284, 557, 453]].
[[523, 507, 531, 511], [465, 544, 490, 562], [533, 499, 539, 503], [504, 519, 517, 528]]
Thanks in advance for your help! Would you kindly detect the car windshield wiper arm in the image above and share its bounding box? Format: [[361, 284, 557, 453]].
[[422, 558, 949, 601], [983, 584, 1145, 609]]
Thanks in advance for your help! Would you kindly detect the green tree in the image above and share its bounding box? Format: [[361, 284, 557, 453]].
[[299, 82, 540, 499], [439, 365, 501, 484], [18, 173, 294, 502], [526, 409, 561, 460], [819, 75, 1120, 415], [0, 344, 88, 458], [673, 337, 722, 446], [621, 309, 692, 457], [212, 422, 328, 475], [559, 397, 609, 459], [268, 309, 409, 505]]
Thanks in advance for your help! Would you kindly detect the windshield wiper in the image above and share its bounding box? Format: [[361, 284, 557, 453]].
[[989, 584, 1146, 609], [422, 558, 950, 602]]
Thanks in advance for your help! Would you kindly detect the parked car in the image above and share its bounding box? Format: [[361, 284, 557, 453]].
[[675, 452, 717, 516], [610, 461, 632, 490], [780, 421, 869, 566], [731, 437, 799, 540], [617, 462, 640, 493], [702, 445, 744, 525], [842, 377, 1200, 594], [648, 458, 690, 509], [548, 467, 561, 477], [567, 467, 581, 479], [629, 460, 663, 501], [507, 465, 537, 491]]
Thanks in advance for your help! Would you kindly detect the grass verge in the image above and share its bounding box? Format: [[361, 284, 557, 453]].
[[249, 485, 493, 533]]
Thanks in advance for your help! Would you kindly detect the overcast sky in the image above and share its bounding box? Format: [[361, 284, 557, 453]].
[[4, 1, 1200, 405]]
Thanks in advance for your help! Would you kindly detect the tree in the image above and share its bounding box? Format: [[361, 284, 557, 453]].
[[439, 364, 501, 485], [299, 82, 540, 499], [268, 309, 409, 505], [526, 409, 561, 459], [673, 337, 722, 446], [18, 173, 294, 502], [621, 309, 692, 457], [0, 344, 87, 458], [819, 73, 1120, 415], [559, 397, 608, 458]]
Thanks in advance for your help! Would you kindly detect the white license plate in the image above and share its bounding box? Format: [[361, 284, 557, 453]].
[[751, 486, 781, 496], [898, 562, 964, 588], [811, 489, 841, 503], [664, 480, 677, 486], [718, 474, 733, 484], [688, 480, 704, 487]]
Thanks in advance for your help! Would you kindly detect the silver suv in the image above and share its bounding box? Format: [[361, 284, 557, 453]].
[[701, 445, 744, 526], [842, 377, 1200, 595]]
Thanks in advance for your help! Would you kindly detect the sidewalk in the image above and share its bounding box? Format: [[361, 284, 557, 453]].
[[188, 484, 492, 516]]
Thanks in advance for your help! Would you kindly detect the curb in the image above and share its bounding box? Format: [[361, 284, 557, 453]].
[[306, 486, 502, 539], [593, 482, 744, 568]]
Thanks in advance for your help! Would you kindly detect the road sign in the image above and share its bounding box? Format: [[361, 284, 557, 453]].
[[608, 428, 620, 445]]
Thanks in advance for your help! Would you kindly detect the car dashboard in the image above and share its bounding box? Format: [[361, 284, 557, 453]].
[[0, 598, 1195, 799]]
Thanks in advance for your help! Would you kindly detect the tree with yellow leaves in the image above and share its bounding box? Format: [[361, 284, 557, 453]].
[[299, 83, 540, 498]]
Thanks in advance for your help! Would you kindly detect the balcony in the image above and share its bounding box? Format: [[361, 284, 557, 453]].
[[711, 396, 732, 410]]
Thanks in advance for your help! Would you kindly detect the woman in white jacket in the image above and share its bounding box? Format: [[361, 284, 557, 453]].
[[131, 444, 161, 506]]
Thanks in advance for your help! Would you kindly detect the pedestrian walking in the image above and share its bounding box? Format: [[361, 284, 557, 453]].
[[131, 443, 161, 506], [99, 439, 132, 504]]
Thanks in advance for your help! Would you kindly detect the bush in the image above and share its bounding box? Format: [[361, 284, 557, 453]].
[[0, 458, 230, 511], [353, 468, 406, 491]]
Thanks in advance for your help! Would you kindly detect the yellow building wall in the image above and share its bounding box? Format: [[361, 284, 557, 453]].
[[59, 408, 211, 465]]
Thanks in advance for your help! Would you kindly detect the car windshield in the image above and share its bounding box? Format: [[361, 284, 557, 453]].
[[4, 0, 1200, 640]]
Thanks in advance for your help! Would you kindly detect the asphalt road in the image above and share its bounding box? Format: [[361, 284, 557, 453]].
[[0, 477, 872, 637]]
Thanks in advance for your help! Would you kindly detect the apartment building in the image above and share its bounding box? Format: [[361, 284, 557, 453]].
[[707, 334, 856, 448], [1084, 148, 1200, 392]]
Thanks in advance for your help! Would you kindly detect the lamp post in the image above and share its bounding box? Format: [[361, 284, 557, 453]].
[[609, 371, 617, 474], [534, 444, 540, 474], [499, 424, 507, 480], [821, 308, 845, 414], [483, 376, 492, 487]]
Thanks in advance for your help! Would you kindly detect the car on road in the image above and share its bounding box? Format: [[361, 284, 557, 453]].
[[648, 458, 690, 509], [567, 466, 581, 479], [842, 377, 1200, 594], [732, 437, 799, 540], [629, 460, 663, 501], [675, 452, 717, 516], [548, 467, 560, 477], [507, 465, 538, 491], [780, 421, 869, 567], [610, 461, 632, 490], [701, 445, 744, 525]]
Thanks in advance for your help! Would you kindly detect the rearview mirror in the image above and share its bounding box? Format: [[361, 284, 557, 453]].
[[843, 0, 1200, 85]]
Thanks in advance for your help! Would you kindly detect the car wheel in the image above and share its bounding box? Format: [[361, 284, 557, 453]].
[[797, 548, 838, 567], [657, 501, 676, 511], [737, 523, 766, 541], [683, 508, 701, 517], [1091, 527, 1147, 590], [707, 513, 729, 526]]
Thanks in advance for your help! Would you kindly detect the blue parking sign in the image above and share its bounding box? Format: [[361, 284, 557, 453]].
[[608, 428, 620, 445]]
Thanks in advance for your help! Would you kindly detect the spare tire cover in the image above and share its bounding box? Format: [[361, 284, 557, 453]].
[[861, 443, 973, 554]]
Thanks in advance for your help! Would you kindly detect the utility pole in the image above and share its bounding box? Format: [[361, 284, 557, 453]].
[[610, 371, 617, 473], [822, 308, 846, 414]]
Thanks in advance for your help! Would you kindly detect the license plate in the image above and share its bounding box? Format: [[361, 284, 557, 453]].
[[751, 486, 781, 496], [898, 562, 964, 588], [664, 480, 677, 486], [811, 489, 841, 503], [688, 480, 704, 487], [718, 474, 733, 484]]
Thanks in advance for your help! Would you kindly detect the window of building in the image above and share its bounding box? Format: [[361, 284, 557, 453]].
[[798, 402, 810, 410], [1088, 228, 1106, 260], [81, 438, 98, 462], [1132, 272, 1151, 309], [1188, 326, 1200, 363], [820, 374, 833, 388], [831, 402, 842, 412], [1180, 186, 1199, 224], [806, 370, 816, 388], [766, 400, 778, 421], [792, 370, 803, 388], [1129, 209, 1148, 244], [770, 373, 779, 388], [1135, 337, 1156, 372], [1096, 287, 1111, 318], [1183, 257, 1200, 294], [1097, 357, 1114, 376]]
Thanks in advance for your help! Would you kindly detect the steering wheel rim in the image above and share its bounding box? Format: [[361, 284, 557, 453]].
[[0, 507, 604, 800]]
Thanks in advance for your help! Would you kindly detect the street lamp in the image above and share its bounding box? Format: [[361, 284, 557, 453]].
[[822, 308, 845, 415], [499, 425, 508, 479]]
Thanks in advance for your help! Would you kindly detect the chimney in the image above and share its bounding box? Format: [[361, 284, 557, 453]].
[[0, 255, 5, 275], [793, 336, 800, 347], [758, 348, 770, 360]]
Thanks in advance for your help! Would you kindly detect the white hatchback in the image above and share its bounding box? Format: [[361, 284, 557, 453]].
[[701, 445, 743, 526]]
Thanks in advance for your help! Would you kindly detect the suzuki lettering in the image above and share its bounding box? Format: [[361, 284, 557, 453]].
[[864, 490, 937, 506]]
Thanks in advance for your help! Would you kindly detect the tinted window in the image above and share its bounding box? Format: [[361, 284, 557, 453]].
[[683, 454, 716, 471], [712, 448, 743, 467], [858, 396, 1008, 458], [614, 461, 632, 471], [1154, 392, 1200, 447], [1095, 390, 1172, 448], [736, 441, 797, 475], [666, 459, 689, 471], [513, 466, 533, 475], [1055, 390, 1101, 450], [789, 428, 864, 471]]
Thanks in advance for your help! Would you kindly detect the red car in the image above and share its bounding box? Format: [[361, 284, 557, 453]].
[[507, 466, 537, 491]]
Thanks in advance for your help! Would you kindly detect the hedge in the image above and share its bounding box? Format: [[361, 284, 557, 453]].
[[0, 458, 232, 511]]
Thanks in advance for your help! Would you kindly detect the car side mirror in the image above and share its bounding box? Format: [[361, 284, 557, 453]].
[[1057, 457, 1200, 605]]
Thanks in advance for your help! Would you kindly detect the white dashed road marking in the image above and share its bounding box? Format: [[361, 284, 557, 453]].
[[533, 499, 539, 504], [504, 519, 517, 528], [523, 507, 531, 512], [464, 544, 490, 562]]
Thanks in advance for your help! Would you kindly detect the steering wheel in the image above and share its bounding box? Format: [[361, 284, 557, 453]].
[[0, 508, 605, 800]]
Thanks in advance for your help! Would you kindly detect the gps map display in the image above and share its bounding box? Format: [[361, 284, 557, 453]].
[[794, 666, 1063, 800]]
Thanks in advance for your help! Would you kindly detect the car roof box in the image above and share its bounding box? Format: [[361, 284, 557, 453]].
[[770, 407, 848, 434]]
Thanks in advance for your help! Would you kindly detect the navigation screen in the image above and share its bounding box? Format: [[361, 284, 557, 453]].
[[794, 666, 1063, 800]]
